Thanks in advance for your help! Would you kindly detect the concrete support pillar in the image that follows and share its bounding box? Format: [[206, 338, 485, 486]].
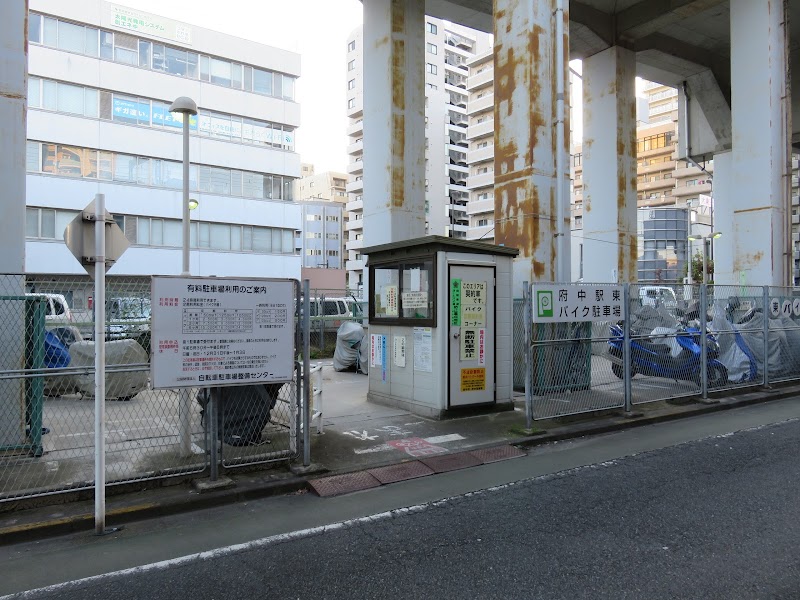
[[710, 151, 733, 284], [0, 1, 26, 275], [493, 0, 570, 293], [729, 0, 791, 286], [0, 0, 28, 447], [362, 0, 426, 247], [581, 46, 638, 283]]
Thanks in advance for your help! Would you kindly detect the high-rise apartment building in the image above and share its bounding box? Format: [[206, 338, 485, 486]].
[[343, 19, 491, 294], [25, 0, 301, 299], [465, 50, 495, 243]]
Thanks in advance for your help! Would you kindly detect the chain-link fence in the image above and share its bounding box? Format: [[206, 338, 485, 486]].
[[305, 288, 365, 354], [520, 282, 800, 421], [0, 274, 304, 503]]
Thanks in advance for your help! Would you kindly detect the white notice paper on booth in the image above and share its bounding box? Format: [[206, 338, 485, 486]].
[[150, 276, 295, 389], [413, 327, 432, 372], [393, 335, 406, 367]]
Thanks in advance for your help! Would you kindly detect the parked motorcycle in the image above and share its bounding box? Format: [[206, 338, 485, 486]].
[[607, 317, 728, 388]]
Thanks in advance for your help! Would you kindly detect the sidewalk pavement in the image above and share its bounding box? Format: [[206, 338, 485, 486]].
[[1, 363, 798, 545]]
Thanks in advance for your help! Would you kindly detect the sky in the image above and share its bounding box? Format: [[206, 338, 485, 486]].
[[132, 0, 364, 174]]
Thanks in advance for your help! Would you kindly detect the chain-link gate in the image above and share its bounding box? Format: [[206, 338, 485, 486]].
[[0, 274, 307, 503]]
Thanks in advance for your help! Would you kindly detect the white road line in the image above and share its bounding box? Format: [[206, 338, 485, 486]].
[[353, 434, 465, 454]]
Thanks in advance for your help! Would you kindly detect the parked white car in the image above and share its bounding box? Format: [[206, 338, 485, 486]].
[[638, 286, 678, 309], [25, 293, 75, 328]]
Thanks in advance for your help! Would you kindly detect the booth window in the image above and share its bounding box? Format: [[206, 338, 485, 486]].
[[370, 258, 435, 326]]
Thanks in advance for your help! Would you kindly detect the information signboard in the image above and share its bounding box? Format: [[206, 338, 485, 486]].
[[151, 276, 295, 389], [532, 284, 626, 323]]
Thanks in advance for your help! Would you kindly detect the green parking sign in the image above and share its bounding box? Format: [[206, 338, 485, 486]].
[[536, 290, 554, 318]]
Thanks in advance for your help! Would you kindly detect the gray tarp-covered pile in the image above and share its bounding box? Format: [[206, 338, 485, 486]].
[[711, 305, 800, 381], [333, 321, 367, 373], [70, 339, 149, 400]]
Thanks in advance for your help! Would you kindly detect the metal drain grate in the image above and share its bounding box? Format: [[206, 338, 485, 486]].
[[420, 452, 483, 474], [309, 472, 382, 497], [469, 445, 526, 464], [367, 461, 435, 485]]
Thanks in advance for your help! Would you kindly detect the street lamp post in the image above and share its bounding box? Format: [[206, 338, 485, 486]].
[[169, 96, 197, 458], [169, 96, 198, 276], [688, 231, 723, 284]]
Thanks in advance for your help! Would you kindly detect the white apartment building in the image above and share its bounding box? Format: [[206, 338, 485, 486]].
[[295, 201, 344, 269], [294, 169, 348, 204], [465, 50, 495, 243], [343, 19, 491, 293], [25, 0, 301, 293]]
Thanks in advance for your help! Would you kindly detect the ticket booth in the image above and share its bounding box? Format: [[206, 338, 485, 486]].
[[362, 236, 518, 419]]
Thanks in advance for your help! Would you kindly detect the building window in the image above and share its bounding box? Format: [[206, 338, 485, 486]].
[[28, 77, 296, 151], [327, 250, 339, 257], [306, 214, 322, 221], [426, 63, 437, 75], [427, 22, 437, 34], [348, 59, 356, 71], [347, 40, 356, 52], [427, 43, 437, 55], [28, 12, 297, 101], [477, 219, 488, 227], [25, 207, 79, 240], [326, 215, 339, 222], [306, 232, 322, 239], [326, 233, 339, 240], [348, 79, 356, 90], [348, 98, 356, 109], [27, 141, 295, 201]]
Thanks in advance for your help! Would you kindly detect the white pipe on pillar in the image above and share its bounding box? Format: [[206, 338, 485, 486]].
[[554, 0, 570, 283]]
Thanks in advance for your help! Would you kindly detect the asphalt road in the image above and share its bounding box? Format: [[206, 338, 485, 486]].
[[4, 404, 800, 599]]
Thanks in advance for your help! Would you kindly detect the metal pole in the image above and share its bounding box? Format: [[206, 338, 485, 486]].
[[303, 279, 311, 466], [94, 193, 106, 535], [763, 285, 770, 388], [700, 282, 708, 399], [623, 283, 633, 412], [523, 282, 532, 430], [181, 116, 190, 277], [209, 387, 219, 481], [178, 115, 192, 457], [702, 238, 708, 285]]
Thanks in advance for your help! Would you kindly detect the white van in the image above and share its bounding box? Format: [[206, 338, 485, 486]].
[[25, 293, 75, 328], [639, 286, 678, 309]]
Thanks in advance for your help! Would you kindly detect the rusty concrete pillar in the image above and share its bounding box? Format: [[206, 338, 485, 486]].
[[727, 0, 791, 286], [493, 0, 571, 293], [0, 0, 28, 448], [581, 46, 638, 283], [362, 0, 426, 247], [0, 0, 27, 275]]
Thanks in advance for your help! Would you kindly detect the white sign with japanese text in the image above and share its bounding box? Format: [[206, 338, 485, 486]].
[[151, 276, 295, 389], [532, 284, 625, 323]]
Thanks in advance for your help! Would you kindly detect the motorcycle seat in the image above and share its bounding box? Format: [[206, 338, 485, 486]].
[[636, 340, 673, 354]]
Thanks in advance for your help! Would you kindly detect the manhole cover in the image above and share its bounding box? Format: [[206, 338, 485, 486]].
[[420, 452, 482, 473], [470, 445, 526, 464], [309, 472, 381, 497], [367, 461, 434, 484]]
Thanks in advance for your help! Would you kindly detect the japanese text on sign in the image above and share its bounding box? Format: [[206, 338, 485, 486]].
[[151, 277, 294, 389], [460, 281, 487, 326], [450, 279, 462, 326], [460, 367, 486, 392], [532, 284, 626, 323]]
